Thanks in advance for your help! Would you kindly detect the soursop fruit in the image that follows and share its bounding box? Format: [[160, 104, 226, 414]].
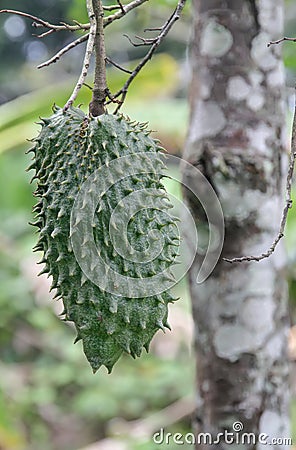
[[28, 106, 179, 373]]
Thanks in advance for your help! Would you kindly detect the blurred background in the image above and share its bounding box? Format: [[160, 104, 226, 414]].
[[1, 0, 296, 449]]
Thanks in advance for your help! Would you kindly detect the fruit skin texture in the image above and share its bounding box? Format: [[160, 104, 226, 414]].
[[28, 106, 179, 373]]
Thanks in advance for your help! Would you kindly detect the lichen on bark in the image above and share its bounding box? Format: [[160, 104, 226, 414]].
[[183, 0, 290, 446]]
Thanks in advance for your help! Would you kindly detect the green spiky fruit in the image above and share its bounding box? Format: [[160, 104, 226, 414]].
[[28, 106, 179, 373]]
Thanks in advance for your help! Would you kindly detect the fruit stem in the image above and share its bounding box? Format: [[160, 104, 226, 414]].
[[89, 0, 107, 116]]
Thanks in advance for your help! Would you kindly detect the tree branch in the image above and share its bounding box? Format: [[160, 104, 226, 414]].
[[37, 35, 88, 69], [0, 9, 89, 32], [63, 0, 96, 111], [0, 1, 148, 33], [89, 0, 107, 116], [106, 56, 132, 74], [2, 0, 185, 112], [123, 33, 156, 46], [116, 0, 126, 14], [224, 95, 296, 264], [268, 36, 296, 47], [34, 29, 55, 39], [1, 1, 150, 71], [104, 0, 149, 26], [108, 0, 187, 112], [103, 5, 121, 12]]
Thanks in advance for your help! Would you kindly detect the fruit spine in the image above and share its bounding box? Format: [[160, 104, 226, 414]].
[[28, 106, 179, 373]]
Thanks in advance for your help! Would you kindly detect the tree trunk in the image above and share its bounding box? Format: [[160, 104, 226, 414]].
[[183, 0, 290, 447]]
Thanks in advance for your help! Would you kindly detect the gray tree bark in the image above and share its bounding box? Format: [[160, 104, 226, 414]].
[[183, 0, 290, 448]]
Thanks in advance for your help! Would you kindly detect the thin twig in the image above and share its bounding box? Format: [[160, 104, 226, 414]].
[[268, 36, 296, 47], [63, 0, 96, 111], [2, 1, 150, 71], [89, 0, 107, 116], [106, 88, 122, 104], [104, 0, 149, 26], [3, 0, 182, 110], [106, 56, 132, 74], [83, 82, 93, 90], [37, 35, 88, 69], [123, 33, 155, 46], [144, 27, 163, 31], [117, 0, 126, 14], [1, 2, 149, 31], [224, 95, 296, 264], [109, 0, 187, 112], [34, 29, 55, 38], [72, 19, 88, 27], [0, 9, 89, 32]]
